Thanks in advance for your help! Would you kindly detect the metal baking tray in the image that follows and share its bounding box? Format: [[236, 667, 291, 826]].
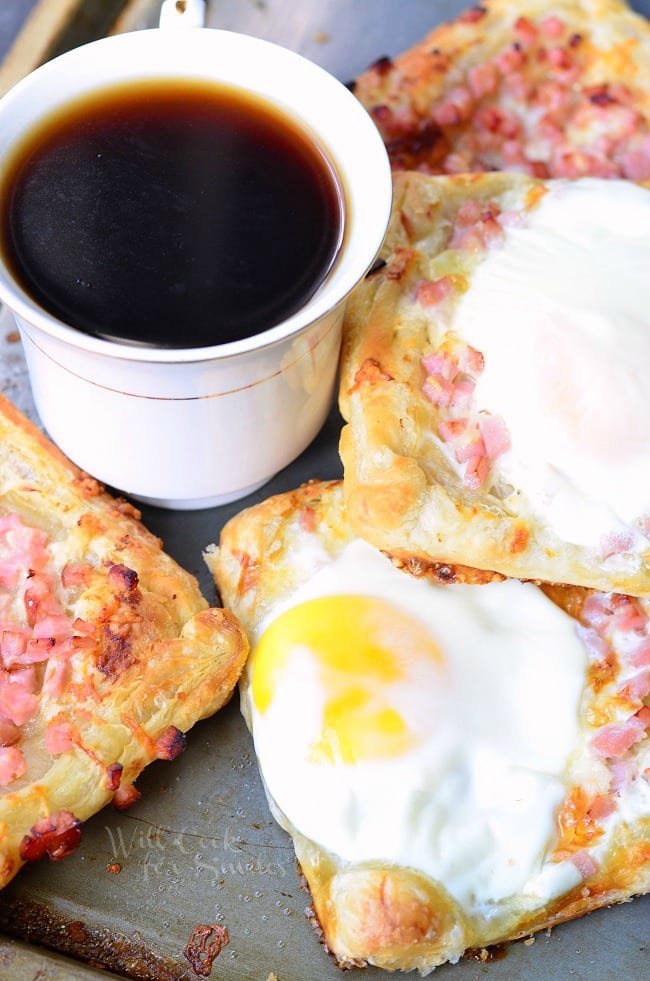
[[0, 2, 649, 978]]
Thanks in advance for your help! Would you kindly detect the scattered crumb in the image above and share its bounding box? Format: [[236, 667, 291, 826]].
[[106, 862, 121, 875], [183, 924, 229, 977], [313, 32, 330, 44], [266, 975, 279, 981], [477, 948, 489, 963], [523, 936, 535, 946], [5, 331, 19, 344]]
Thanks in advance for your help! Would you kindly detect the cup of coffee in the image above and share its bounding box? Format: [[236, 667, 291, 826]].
[[0, 25, 391, 508]]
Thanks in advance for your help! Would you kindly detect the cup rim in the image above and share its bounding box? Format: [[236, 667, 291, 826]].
[[0, 27, 392, 364]]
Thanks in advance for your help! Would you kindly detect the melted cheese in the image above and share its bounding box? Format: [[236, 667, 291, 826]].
[[452, 178, 650, 550], [246, 539, 587, 916]]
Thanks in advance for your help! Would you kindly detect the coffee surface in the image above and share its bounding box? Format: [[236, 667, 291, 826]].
[[1, 79, 344, 348]]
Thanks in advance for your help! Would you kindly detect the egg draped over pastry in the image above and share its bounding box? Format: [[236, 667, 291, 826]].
[[451, 178, 650, 551], [245, 539, 592, 916], [339, 171, 650, 595]]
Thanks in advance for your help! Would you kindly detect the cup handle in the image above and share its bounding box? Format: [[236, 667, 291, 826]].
[[159, 0, 207, 29]]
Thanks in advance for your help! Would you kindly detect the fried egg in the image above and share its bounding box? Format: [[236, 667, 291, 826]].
[[244, 538, 592, 916], [451, 178, 650, 551]]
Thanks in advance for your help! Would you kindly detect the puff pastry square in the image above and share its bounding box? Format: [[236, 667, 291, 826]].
[[0, 394, 248, 889], [209, 478, 650, 975], [352, 0, 650, 179], [339, 170, 650, 595]]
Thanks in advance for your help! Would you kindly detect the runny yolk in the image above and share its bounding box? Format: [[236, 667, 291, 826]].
[[251, 595, 442, 764]]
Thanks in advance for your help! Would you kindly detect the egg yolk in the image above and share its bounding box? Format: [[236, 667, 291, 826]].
[[252, 595, 442, 764]]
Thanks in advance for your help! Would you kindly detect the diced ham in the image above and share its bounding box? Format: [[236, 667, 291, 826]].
[[450, 375, 476, 409], [496, 46, 526, 75], [618, 149, 650, 181], [591, 717, 646, 758], [106, 762, 123, 792], [501, 72, 534, 102], [0, 715, 20, 747], [45, 720, 76, 755], [0, 515, 50, 589], [599, 531, 634, 560], [547, 46, 574, 72], [575, 625, 610, 662], [423, 351, 458, 382], [620, 670, 650, 704], [581, 594, 613, 631], [0, 681, 38, 727], [541, 16, 566, 38], [433, 86, 474, 127], [443, 151, 473, 174], [23, 573, 63, 627], [454, 432, 486, 464], [611, 596, 647, 632], [464, 454, 490, 490], [8, 666, 38, 693], [433, 101, 464, 127], [502, 139, 527, 166], [609, 759, 630, 792], [629, 638, 650, 669], [570, 849, 599, 879], [22, 636, 56, 665], [421, 335, 504, 491], [636, 705, 650, 727], [61, 562, 93, 588], [452, 208, 505, 251], [468, 62, 498, 99], [19, 810, 82, 862], [423, 375, 454, 407], [0, 514, 21, 534], [154, 726, 187, 761], [0, 629, 29, 664], [478, 413, 511, 459], [0, 557, 27, 590], [0, 745, 26, 786], [72, 618, 95, 638], [69, 635, 96, 653], [113, 783, 141, 812], [32, 614, 74, 642], [41, 657, 71, 700], [587, 794, 616, 821], [416, 276, 454, 307], [458, 345, 485, 375], [455, 199, 483, 227], [513, 16, 538, 46]]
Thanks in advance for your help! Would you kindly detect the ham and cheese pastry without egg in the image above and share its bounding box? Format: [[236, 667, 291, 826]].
[[339, 170, 650, 596], [352, 0, 650, 180], [0, 394, 248, 889], [209, 479, 650, 975]]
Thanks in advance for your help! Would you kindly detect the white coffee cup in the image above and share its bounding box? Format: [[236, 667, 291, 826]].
[[0, 26, 391, 509]]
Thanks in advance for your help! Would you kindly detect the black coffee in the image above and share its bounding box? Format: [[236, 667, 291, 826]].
[[0, 78, 344, 348]]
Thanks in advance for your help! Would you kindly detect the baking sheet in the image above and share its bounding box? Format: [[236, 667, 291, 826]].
[[0, 1, 649, 978]]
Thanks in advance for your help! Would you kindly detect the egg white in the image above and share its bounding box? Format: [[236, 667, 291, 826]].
[[243, 538, 591, 918], [451, 178, 650, 552]]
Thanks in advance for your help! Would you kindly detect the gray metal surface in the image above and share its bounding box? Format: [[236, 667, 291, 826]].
[[0, 2, 649, 979]]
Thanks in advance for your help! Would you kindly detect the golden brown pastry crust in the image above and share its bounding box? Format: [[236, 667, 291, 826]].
[[210, 479, 650, 974], [352, 0, 650, 177], [338, 169, 650, 596], [0, 393, 248, 889]]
